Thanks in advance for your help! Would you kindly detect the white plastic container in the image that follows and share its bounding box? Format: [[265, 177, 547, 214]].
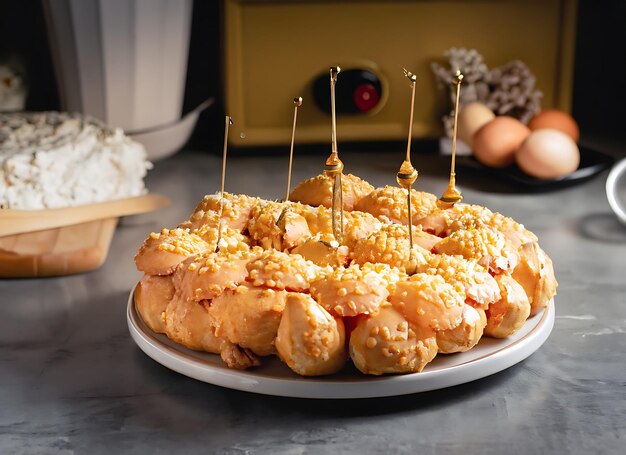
[[43, 0, 195, 159]]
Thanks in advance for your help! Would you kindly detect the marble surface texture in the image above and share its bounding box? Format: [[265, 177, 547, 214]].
[[1, 147, 625, 454]]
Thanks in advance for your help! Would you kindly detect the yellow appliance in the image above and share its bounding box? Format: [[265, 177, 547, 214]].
[[224, 0, 577, 146]]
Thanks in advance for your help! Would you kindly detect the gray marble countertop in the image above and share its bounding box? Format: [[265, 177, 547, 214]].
[[1, 147, 625, 455]]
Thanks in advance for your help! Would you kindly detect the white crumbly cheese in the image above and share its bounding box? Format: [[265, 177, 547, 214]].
[[0, 111, 151, 209]]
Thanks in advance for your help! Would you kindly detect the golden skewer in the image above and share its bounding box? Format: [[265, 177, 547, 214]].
[[324, 66, 344, 243], [215, 115, 233, 252], [438, 69, 464, 208], [397, 69, 419, 258], [284, 97, 303, 202]]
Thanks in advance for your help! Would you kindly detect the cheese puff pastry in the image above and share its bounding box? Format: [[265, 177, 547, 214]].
[[310, 262, 402, 317], [412, 249, 501, 310], [355, 185, 438, 225], [291, 234, 350, 268], [436, 304, 487, 353], [275, 293, 347, 376], [351, 223, 430, 273], [289, 173, 374, 211], [134, 228, 209, 276], [163, 294, 224, 354], [248, 201, 311, 251], [246, 248, 324, 292], [182, 192, 260, 233], [172, 247, 261, 302], [512, 242, 558, 316], [135, 274, 175, 333], [484, 273, 531, 338], [433, 227, 519, 273], [349, 306, 438, 375], [389, 273, 465, 331], [209, 284, 287, 356]]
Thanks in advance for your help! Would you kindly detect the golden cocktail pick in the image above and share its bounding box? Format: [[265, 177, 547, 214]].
[[284, 97, 303, 202], [438, 69, 464, 208], [324, 66, 344, 243], [397, 69, 419, 257], [215, 115, 233, 252]]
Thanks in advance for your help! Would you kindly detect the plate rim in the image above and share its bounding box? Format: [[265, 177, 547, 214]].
[[127, 287, 555, 399]]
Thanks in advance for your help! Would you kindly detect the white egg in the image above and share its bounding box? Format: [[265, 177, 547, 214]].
[[515, 129, 580, 179], [457, 102, 495, 147]]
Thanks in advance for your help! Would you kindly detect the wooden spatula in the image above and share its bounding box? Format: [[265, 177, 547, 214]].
[[0, 193, 170, 237]]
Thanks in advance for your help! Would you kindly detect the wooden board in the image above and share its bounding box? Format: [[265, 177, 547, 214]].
[[0, 218, 118, 277]]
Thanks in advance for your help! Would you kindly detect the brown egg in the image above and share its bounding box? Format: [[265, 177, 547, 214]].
[[472, 116, 531, 168], [457, 102, 495, 147], [515, 129, 580, 179], [528, 109, 579, 142]]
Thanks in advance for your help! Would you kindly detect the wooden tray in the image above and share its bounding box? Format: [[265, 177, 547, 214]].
[[0, 194, 169, 278], [0, 218, 118, 277]]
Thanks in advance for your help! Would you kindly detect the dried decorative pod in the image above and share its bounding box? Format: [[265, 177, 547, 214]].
[[431, 48, 490, 107], [432, 48, 542, 137], [485, 60, 542, 125]]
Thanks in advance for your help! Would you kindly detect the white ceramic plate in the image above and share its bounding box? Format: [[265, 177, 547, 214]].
[[127, 288, 554, 399]]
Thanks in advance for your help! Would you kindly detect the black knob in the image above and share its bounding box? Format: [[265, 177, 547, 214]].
[[313, 68, 383, 115]]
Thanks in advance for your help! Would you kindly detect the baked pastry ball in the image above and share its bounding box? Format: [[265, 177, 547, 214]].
[[173, 247, 260, 302], [209, 284, 287, 356], [291, 234, 350, 267], [163, 295, 223, 354], [413, 250, 501, 310], [289, 202, 334, 236], [349, 306, 438, 375], [183, 192, 259, 232], [436, 304, 486, 353], [289, 201, 382, 249], [484, 273, 531, 338], [135, 274, 175, 333], [355, 185, 438, 225], [275, 293, 347, 376], [134, 228, 209, 276], [248, 201, 311, 251], [191, 223, 250, 255], [433, 227, 519, 273], [289, 173, 374, 210], [416, 203, 493, 236], [454, 211, 537, 252], [351, 223, 430, 273], [531, 245, 557, 316], [342, 210, 384, 248], [246, 248, 323, 292], [512, 242, 558, 316], [310, 262, 401, 317], [389, 273, 465, 331]]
